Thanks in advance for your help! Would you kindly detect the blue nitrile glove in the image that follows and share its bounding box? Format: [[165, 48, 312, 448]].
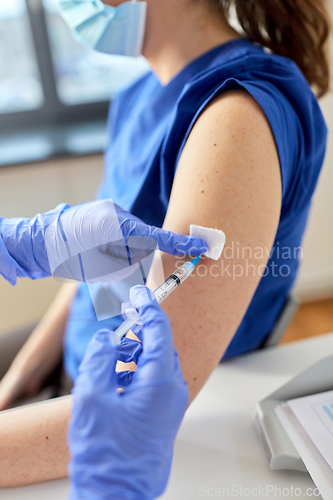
[[0, 203, 69, 285], [69, 285, 189, 500], [115, 300, 144, 389], [0, 199, 207, 285], [116, 328, 144, 389]]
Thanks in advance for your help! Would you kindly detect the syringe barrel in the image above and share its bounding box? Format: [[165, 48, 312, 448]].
[[113, 259, 198, 342], [154, 261, 194, 304], [114, 316, 139, 344]]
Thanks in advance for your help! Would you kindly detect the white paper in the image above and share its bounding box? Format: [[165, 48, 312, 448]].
[[275, 403, 333, 500], [287, 391, 333, 471]]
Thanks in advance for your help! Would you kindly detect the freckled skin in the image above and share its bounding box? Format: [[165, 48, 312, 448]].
[[148, 89, 281, 402], [0, 397, 71, 487]]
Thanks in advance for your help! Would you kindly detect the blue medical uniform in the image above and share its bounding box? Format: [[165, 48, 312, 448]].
[[64, 38, 327, 380]]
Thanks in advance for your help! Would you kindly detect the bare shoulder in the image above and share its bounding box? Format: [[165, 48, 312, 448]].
[[203, 88, 268, 117], [184, 88, 279, 170], [198, 88, 274, 133], [167, 88, 282, 239]]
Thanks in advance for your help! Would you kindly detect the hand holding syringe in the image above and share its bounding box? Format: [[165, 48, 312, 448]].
[[114, 256, 201, 343]]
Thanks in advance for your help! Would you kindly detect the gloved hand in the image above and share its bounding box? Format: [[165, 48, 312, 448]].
[[116, 332, 143, 389], [0, 203, 69, 285], [69, 285, 189, 500], [0, 199, 207, 285]]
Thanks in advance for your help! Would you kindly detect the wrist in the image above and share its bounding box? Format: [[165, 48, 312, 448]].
[[10, 342, 50, 380], [70, 471, 154, 500], [71, 490, 152, 500], [70, 484, 152, 500]]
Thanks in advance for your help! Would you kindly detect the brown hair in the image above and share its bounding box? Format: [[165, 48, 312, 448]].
[[219, 0, 332, 98]]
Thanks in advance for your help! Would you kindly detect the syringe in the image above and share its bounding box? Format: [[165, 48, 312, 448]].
[[113, 256, 201, 343]]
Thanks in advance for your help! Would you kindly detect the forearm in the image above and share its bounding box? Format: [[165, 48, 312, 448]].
[[0, 396, 72, 487], [12, 283, 78, 377]]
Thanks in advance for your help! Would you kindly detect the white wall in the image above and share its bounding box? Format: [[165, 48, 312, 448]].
[[294, 2, 333, 300], [0, 155, 104, 335], [293, 92, 333, 301]]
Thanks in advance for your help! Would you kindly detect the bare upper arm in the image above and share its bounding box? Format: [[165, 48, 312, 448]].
[[147, 89, 282, 402]]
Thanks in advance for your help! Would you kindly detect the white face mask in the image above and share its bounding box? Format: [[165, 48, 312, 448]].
[[58, 0, 147, 58]]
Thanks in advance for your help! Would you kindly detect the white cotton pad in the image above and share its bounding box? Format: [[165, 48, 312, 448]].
[[190, 225, 226, 261]]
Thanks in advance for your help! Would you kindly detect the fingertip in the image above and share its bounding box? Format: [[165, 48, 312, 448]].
[[79, 329, 116, 375], [198, 238, 209, 252], [130, 285, 155, 309], [173, 236, 208, 256], [94, 328, 116, 346], [77, 328, 118, 392], [188, 237, 208, 256]]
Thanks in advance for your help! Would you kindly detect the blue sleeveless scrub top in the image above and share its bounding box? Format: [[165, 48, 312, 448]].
[[64, 38, 327, 381]]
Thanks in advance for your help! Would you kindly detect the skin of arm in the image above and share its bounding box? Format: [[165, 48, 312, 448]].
[[0, 397, 72, 487], [147, 89, 282, 402]]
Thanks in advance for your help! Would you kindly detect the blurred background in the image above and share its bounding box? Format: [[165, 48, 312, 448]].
[[0, 0, 332, 344]]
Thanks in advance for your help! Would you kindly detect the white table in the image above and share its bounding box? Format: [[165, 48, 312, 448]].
[[3, 333, 333, 500]]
